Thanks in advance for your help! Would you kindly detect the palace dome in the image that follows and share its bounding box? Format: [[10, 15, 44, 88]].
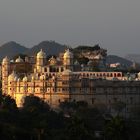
[[2, 56, 9, 64], [8, 71, 17, 81], [63, 49, 73, 59], [37, 49, 46, 59], [15, 56, 24, 63], [23, 76, 28, 82]]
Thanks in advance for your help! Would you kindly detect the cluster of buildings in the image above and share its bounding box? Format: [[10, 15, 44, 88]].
[[1, 49, 140, 115]]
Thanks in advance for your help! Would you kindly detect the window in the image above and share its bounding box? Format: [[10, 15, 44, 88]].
[[58, 99, 61, 103], [130, 97, 133, 104], [61, 67, 64, 72], [117, 73, 121, 77], [113, 98, 117, 102], [92, 98, 95, 104]]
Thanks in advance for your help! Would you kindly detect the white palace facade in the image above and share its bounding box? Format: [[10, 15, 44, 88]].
[[1, 49, 140, 114]]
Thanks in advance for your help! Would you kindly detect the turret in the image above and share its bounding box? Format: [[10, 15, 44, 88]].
[[8, 71, 17, 95], [36, 49, 46, 72], [2, 56, 10, 94], [63, 49, 73, 70]]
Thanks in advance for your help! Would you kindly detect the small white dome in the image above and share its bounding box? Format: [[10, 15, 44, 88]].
[[31, 76, 35, 81], [37, 49, 46, 59], [74, 60, 80, 65], [15, 56, 24, 63], [135, 78, 138, 81], [17, 78, 21, 82], [10, 60, 14, 62], [63, 49, 73, 59], [8, 71, 17, 81], [87, 60, 93, 66], [2, 56, 9, 64], [138, 72, 140, 78], [23, 76, 28, 82]]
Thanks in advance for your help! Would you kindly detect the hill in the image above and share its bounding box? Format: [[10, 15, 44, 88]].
[[0, 41, 133, 68], [106, 55, 133, 67], [26, 41, 67, 56], [125, 54, 140, 64], [0, 41, 29, 60]]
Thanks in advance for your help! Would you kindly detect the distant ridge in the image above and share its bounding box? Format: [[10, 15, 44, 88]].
[[26, 41, 67, 56], [0, 41, 67, 61], [125, 54, 140, 64], [106, 55, 133, 67], [0, 41, 133, 67], [0, 41, 29, 60]]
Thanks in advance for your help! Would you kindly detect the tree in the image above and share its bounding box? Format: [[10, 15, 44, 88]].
[[104, 116, 127, 140], [59, 101, 89, 117], [111, 101, 126, 116], [76, 107, 105, 136], [66, 115, 94, 140], [21, 95, 51, 140], [22, 95, 50, 113], [0, 94, 17, 112], [0, 94, 19, 140]]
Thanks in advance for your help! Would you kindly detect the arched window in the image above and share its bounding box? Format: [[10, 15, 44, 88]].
[[45, 68, 47, 72], [83, 73, 85, 77], [61, 67, 64, 72], [117, 73, 121, 77]]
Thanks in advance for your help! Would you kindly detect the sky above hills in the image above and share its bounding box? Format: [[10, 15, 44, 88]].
[[0, 0, 140, 57]]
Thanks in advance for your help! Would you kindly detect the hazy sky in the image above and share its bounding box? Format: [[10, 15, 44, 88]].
[[0, 0, 140, 56]]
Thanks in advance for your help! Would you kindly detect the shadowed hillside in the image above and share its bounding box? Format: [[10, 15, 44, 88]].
[[26, 41, 67, 56], [0, 41, 133, 67], [125, 54, 140, 64], [0, 41, 29, 60], [106, 55, 133, 67]]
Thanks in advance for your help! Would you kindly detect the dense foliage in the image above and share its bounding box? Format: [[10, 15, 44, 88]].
[[0, 94, 139, 140]]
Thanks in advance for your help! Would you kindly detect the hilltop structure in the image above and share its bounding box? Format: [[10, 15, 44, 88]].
[[1, 49, 140, 115]]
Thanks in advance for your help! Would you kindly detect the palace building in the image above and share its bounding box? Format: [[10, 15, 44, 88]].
[[1, 49, 140, 115]]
